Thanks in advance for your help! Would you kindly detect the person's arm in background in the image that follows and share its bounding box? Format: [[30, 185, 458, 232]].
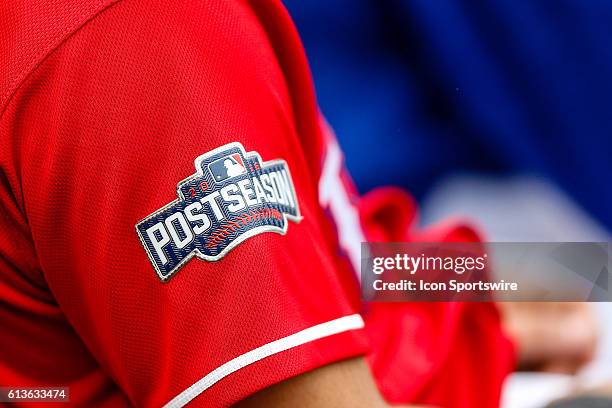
[[500, 302, 598, 374]]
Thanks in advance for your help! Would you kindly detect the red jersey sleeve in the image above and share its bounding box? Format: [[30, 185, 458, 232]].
[[358, 187, 515, 408], [0, 0, 367, 406]]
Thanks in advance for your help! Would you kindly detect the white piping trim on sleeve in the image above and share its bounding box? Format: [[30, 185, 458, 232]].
[[162, 313, 365, 408]]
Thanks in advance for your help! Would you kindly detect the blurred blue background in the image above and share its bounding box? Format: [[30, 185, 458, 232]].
[[284, 0, 612, 231]]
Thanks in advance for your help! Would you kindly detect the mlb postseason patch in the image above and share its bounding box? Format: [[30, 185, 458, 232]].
[[136, 143, 301, 281]]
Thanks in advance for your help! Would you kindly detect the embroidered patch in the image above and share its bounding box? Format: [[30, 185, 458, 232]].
[[136, 142, 301, 281]]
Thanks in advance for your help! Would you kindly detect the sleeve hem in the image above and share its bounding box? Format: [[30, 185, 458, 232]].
[[162, 313, 365, 408]]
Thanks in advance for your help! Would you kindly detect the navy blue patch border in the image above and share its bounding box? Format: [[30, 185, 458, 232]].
[[135, 142, 302, 281]]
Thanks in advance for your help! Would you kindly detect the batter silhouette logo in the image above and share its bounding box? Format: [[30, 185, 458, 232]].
[[208, 153, 247, 181], [136, 142, 302, 281]]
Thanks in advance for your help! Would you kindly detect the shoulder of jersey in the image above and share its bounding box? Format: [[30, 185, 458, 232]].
[[0, 0, 121, 113]]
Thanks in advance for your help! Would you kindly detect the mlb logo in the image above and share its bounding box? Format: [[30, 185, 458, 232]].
[[208, 153, 247, 182]]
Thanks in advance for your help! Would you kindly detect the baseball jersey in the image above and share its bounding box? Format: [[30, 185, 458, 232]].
[[0, 0, 513, 407], [0, 0, 368, 406], [358, 187, 515, 407]]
